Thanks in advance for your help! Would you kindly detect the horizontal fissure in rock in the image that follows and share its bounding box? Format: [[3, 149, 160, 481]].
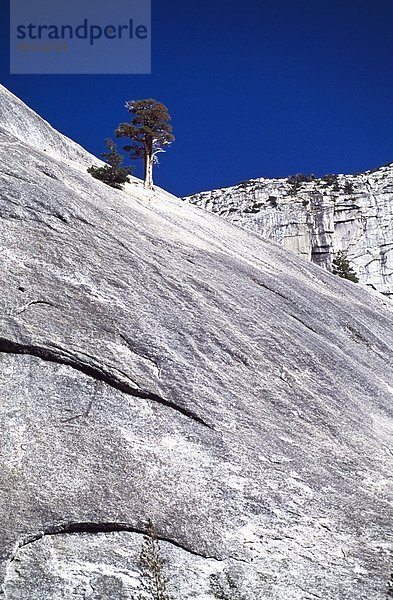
[[0, 337, 212, 429], [14, 521, 222, 562]]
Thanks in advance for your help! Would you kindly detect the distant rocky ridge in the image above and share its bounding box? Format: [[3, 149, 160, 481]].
[[185, 165, 393, 297]]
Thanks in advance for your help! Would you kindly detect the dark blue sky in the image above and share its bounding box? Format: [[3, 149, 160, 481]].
[[2, 0, 393, 196]]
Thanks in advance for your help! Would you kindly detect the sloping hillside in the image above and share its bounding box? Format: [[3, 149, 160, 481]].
[[0, 86, 392, 599]]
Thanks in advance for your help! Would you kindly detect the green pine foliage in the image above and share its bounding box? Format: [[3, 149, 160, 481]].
[[116, 99, 174, 189], [343, 181, 355, 194], [332, 251, 359, 283], [135, 519, 172, 600], [322, 173, 340, 191], [87, 138, 133, 189]]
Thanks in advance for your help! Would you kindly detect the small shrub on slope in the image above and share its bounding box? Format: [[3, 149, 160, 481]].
[[332, 250, 359, 283], [134, 519, 171, 600], [88, 138, 133, 189]]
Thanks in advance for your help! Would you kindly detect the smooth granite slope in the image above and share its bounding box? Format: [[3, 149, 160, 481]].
[[0, 86, 393, 599]]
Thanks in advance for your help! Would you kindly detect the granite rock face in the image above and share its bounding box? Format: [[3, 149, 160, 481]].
[[0, 85, 393, 599], [185, 167, 393, 297]]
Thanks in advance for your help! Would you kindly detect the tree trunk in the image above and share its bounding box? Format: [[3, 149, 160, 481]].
[[144, 152, 154, 190]]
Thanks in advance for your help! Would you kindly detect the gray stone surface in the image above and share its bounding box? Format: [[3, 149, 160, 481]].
[[0, 85, 393, 599], [185, 167, 393, 297]]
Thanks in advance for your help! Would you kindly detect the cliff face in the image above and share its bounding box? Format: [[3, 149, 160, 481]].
[[0, 86, 393, 600], [185, 165, 393, 297]]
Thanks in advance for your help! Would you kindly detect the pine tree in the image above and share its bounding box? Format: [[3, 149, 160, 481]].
[[135, 519, 171, 600], [332, 251, 359, 283], [87, 138, 133, 189], [116, 99, 174, 190]]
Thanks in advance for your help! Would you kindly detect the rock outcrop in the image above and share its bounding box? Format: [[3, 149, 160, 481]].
[[185, 167, 393, 297], [0, 85, 393, 599]]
